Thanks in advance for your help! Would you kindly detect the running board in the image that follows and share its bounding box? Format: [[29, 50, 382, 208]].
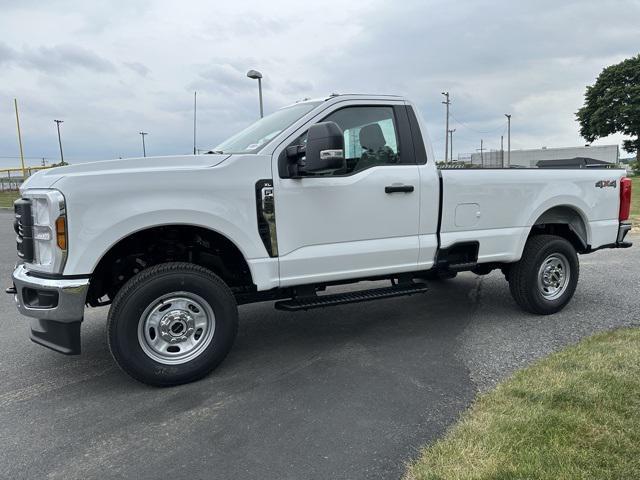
[[274, 282, 428, 311], [449, 261, 477, 271]]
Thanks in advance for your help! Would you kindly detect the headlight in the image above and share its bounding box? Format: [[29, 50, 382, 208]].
[[23, 189, 67, 274]]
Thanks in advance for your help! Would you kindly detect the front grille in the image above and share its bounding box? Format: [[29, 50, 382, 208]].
[[14, 198, 34, 262]]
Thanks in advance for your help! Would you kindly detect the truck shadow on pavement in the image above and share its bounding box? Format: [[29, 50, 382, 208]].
[[2, 274, 499, 480]]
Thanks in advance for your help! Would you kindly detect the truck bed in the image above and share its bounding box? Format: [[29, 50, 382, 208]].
[[437, 168, 625, 263]]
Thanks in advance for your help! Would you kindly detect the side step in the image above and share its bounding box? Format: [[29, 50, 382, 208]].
[[448, 261, 477, 271], [274, 282, 428, 311]]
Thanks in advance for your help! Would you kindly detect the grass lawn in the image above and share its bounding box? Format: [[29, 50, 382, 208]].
[[0, 191, 19, 209], [631, 176, 639, 230], [405, 328, 640, 480]]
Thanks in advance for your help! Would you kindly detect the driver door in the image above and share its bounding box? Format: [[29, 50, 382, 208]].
[[272, 102, 421, 287]]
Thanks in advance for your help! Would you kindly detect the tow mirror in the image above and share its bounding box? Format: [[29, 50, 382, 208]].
[[287, 121, 345, 176]]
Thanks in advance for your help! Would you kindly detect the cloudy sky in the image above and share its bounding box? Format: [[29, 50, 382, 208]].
[[1, 0, 639, 167]]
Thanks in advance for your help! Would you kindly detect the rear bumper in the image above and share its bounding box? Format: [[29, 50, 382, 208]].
[[616, 221, 632, 246], [11, 264, 89, 354], [589, 221, 633, 252]]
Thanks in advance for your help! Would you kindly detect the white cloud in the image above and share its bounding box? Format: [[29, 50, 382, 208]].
[[0, 0, 638, 167]]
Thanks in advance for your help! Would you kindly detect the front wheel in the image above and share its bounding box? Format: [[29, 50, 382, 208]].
[[107, 262, 238, 386], [508, 235, 579, 315]]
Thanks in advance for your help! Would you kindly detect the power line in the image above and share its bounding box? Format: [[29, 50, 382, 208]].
[[0, 156, 53, 160], [450, 112, 508, 135]]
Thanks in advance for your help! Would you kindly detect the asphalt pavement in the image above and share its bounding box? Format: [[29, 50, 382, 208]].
[[0, 208, 637, 479]]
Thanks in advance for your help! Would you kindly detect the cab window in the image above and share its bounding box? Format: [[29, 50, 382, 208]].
[[289, 106, 402, 176]]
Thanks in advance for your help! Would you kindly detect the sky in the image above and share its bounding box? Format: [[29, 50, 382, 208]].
[[1, 0, 639, 167]]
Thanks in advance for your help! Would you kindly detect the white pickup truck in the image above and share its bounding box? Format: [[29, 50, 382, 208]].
[[10, 94, 633, 386]]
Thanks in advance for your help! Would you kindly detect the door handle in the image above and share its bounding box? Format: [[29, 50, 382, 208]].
[[385, 185, 414, 194]]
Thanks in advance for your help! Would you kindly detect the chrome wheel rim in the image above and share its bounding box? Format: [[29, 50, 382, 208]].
[[137, 292, 215, 365], [537, 253, 570, 300]]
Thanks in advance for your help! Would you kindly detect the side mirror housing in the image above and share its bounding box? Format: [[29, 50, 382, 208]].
[[287, 122, 345, 177]]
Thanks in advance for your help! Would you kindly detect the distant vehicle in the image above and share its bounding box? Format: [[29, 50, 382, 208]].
[[536, 157, 612, 169], [9, 94, 633, 386]]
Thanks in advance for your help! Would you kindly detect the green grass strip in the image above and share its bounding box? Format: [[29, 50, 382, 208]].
[[0, 191, 19, 209], [406, 328, 640, 480]]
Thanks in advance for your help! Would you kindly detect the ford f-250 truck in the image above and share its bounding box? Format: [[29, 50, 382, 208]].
[[10, 94, 633, 386]]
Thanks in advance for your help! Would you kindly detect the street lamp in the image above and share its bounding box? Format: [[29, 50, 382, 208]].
[[246, 69, 263, 118]]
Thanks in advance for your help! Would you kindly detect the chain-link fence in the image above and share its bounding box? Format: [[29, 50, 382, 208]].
[[0, 166, 53, 191]]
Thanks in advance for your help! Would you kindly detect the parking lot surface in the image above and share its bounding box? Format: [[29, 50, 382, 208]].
[[0, 208, 638, 479]]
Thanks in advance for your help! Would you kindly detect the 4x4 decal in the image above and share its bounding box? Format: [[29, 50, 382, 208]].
[[595, 180, 617, 188]]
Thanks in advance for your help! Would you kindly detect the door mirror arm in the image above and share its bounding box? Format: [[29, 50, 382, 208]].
[[285, 145, 307, 178]]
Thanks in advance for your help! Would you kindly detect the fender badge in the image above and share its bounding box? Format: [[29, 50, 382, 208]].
[[595, 180, 616, 188]]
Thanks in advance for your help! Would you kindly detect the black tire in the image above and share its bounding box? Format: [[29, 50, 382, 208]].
[[107, 262, 238, 387], [508, 234, 579, 315]]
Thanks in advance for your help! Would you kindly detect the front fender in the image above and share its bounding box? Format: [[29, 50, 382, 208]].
[[69, 210, 259, 275], [54, 160, 272, 276]]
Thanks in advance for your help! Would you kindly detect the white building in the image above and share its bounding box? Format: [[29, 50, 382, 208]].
[[469, 144, 619, 168]]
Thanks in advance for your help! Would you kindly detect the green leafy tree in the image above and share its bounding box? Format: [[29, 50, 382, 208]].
[[577, 54, 640, 163]]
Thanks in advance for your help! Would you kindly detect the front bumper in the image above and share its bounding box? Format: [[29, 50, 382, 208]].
[[11, 264, 89, 354]]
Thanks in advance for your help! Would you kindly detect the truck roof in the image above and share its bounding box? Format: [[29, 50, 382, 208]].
[[285, 93, 405, 109]]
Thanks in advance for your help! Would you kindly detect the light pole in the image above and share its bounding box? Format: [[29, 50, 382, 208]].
[[193, 91, 197, 155], [14, 99, 26, 177], [441, 92, 450, 162], [504, 114, 511, 167], [54, 119, 65, 165], [139, 131, 148, 157], [247, 69, 263, 118], [448, 128, 456, 162]]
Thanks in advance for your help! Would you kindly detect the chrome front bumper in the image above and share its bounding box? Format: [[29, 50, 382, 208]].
[[11, 264, 89, 354]]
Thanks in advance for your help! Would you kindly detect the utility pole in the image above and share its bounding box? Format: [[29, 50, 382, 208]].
[[54, 119, 65, 165], [448, 128, 456, 162], [14, 99, 26, 178], [139, 131, 148, 157], [441, 92, 450, 162], [500, 135, 504, 168], [504, 114, 511, 167], [477, 139, 485, 167], [193, 91, 197, 155]]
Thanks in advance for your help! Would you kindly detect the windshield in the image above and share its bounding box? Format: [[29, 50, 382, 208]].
[[214, 101, 322, 154]]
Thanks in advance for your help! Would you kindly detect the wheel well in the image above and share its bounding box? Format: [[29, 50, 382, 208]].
[[530, 206, 588, 253], [87, 225, 254, 307]]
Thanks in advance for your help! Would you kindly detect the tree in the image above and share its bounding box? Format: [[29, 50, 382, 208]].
[[577, 54, 640, 162]]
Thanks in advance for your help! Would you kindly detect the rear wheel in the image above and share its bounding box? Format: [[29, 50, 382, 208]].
[[508, 235, 579, 315], [107, 262, 238, 386]]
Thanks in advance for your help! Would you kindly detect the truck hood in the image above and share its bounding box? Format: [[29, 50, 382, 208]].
[[21, 154, 231, 191]]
